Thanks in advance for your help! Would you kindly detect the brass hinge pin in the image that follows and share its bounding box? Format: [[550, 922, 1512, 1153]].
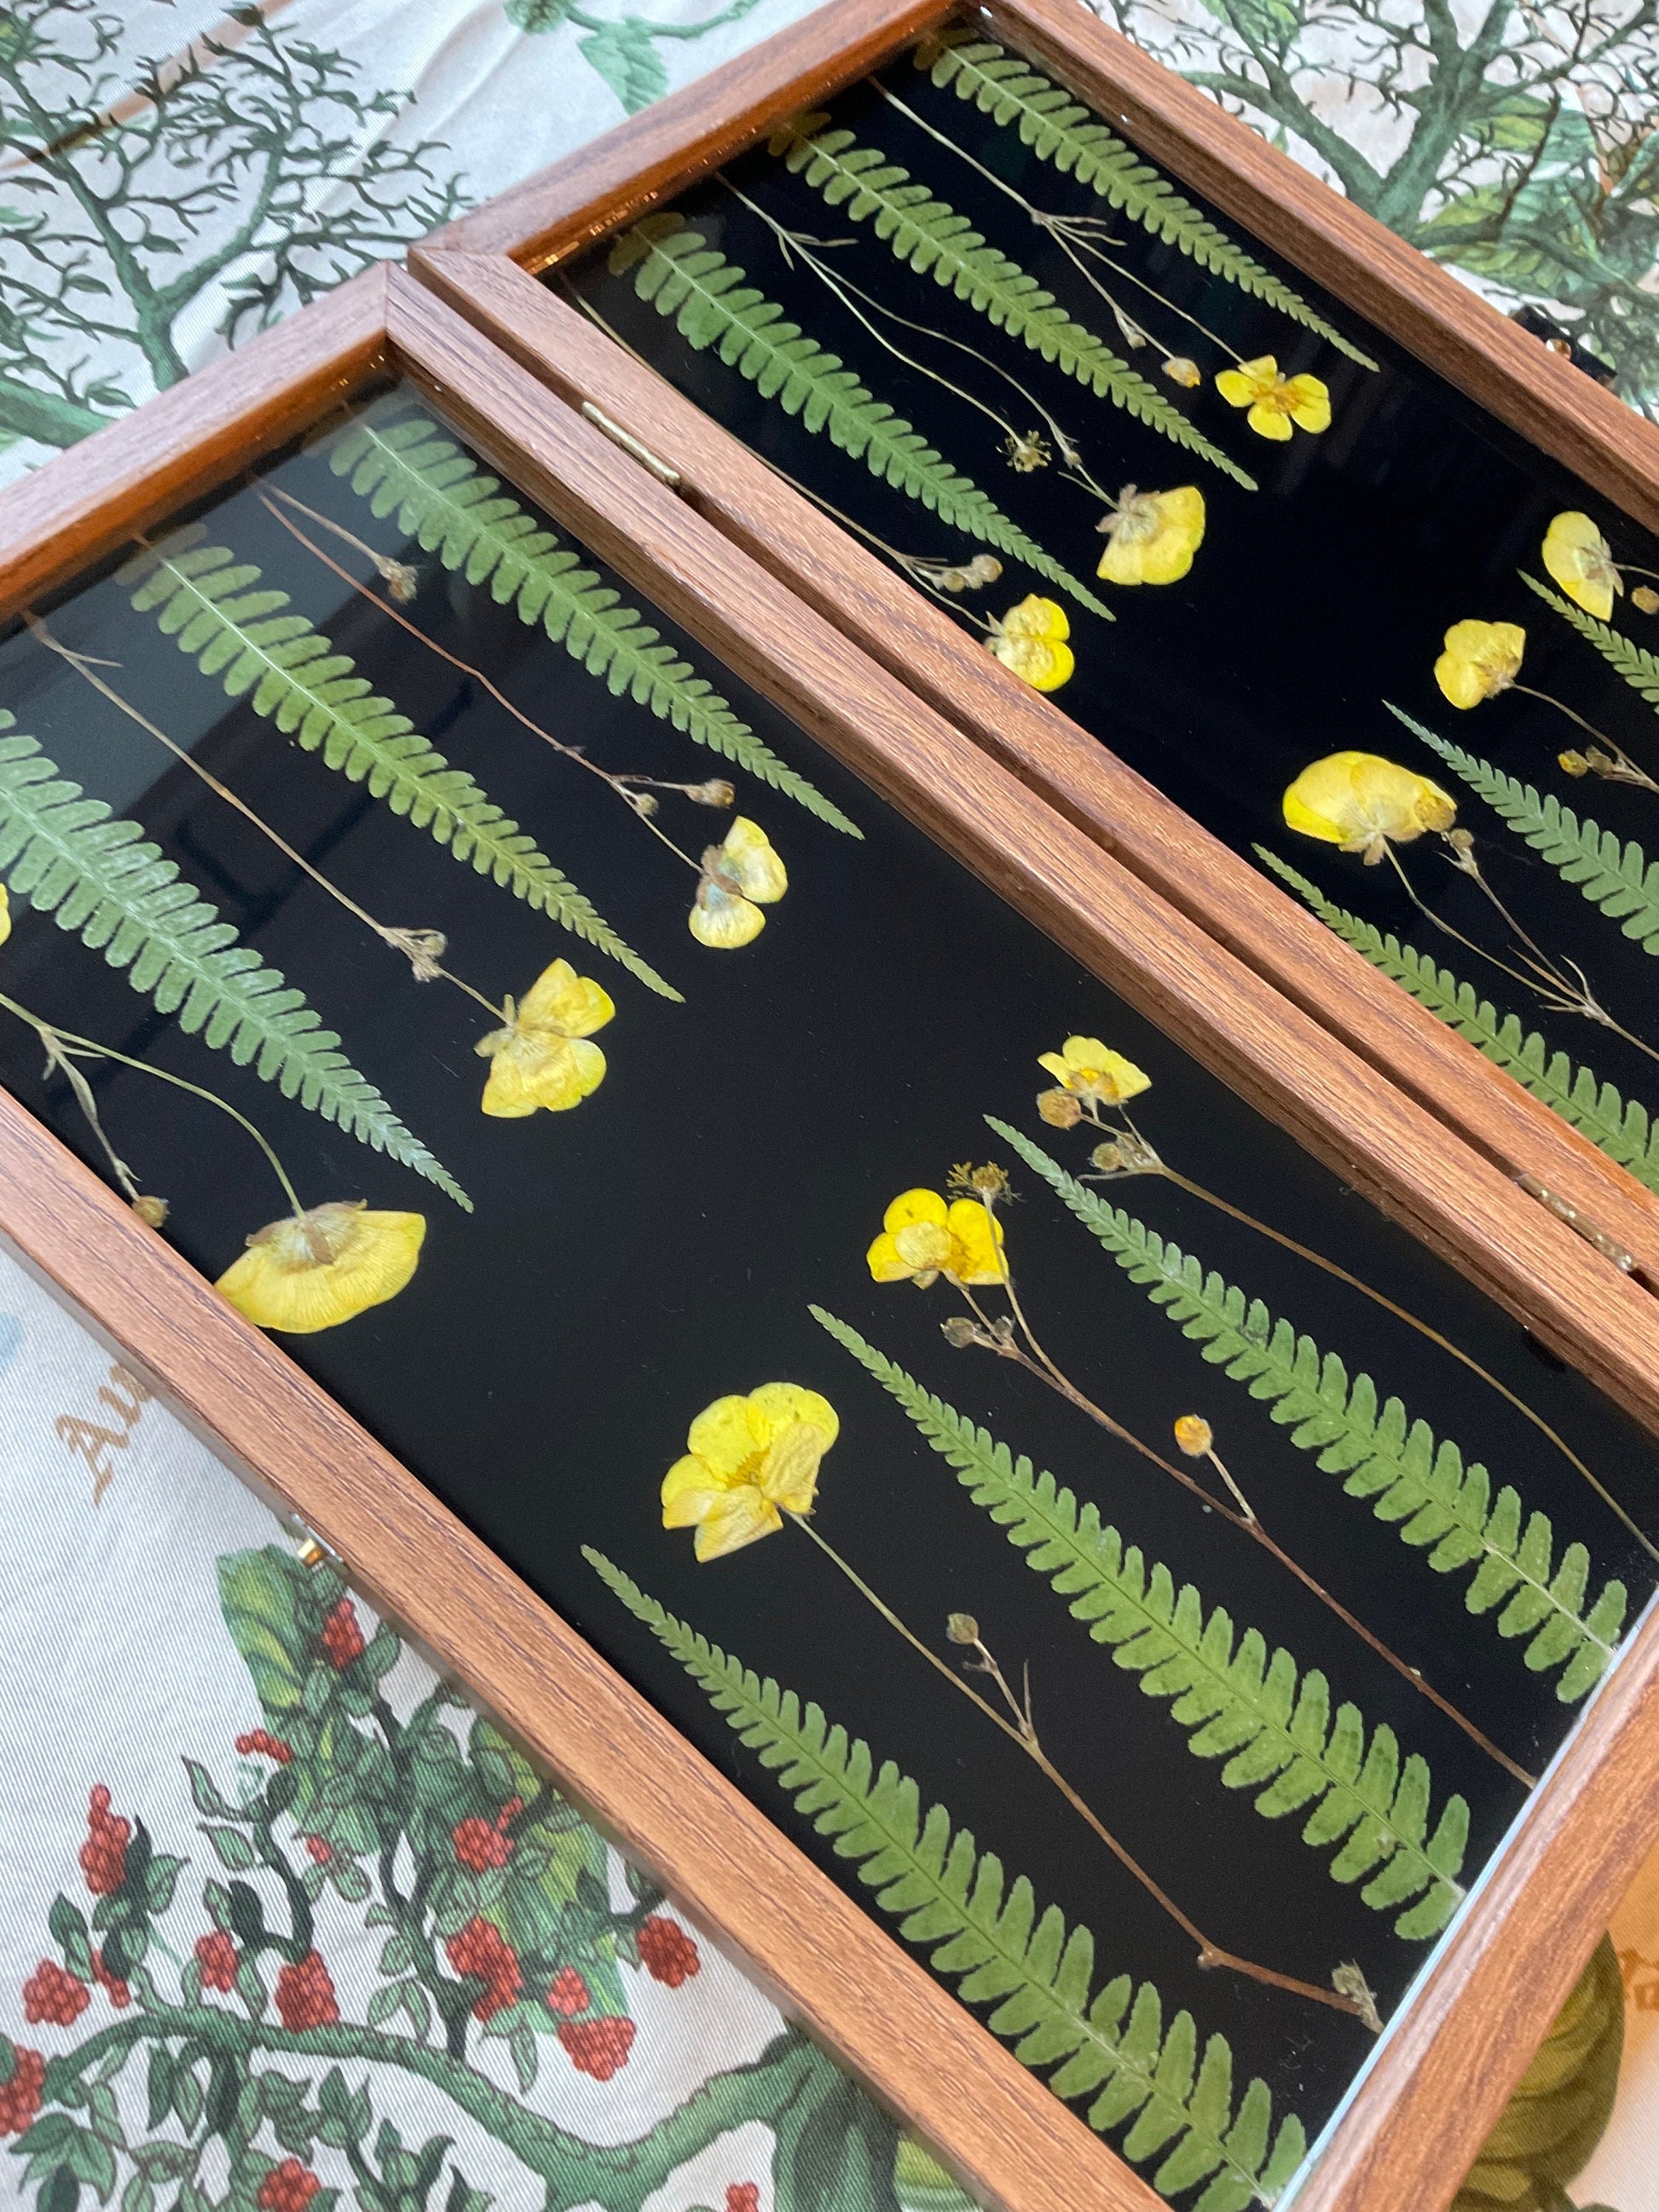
[[1517, 1173, 1638, 1273], [579, 401, 681, 488]]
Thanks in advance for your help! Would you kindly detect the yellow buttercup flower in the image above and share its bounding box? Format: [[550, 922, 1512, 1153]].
[[217, 1202, 425, 1335], [1214, 356, 1331, 442], [1542, 511, 1620, 621], [1096, 487, 1205, 586], [661, 1383, 839, 1561], [1037, 1036, 1151, 1105], [476, 959, 613, 1118], [691, 817, 788, 948], [1433, 619, 1525, 709], [1283, 752, 1457, 863], [986, 596, 1073, 692], [0, 881, 9, 950], [866, 1187, 1004, 1289]]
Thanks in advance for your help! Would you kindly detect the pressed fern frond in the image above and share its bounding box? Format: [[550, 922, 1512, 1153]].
[[1522, 571, 1659, 708], [607, 217, 1114, 621], [1257, 850, 1659, 1195], [588, 1549, 1307, 2211], [0, 719, 466, 1208], [118, 529, 675, 1002], [1395, 704, 1659, 953], [991, 1120, 1625, 1703], [920, 38, 1376, 369], [779, 124, 1253, 488], [323, 408, 863, 838], [813, 1308, 1467, 1938]]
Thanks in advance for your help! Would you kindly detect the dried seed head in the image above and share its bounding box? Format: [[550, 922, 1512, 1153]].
[[1038, 1086, 1083, 1129], [1161, 356, 1201, 388], [1445, 826, 1476, 852], [633, 791, 660, 817], [131, 1195, 169, 1230], [946, 1612, 980, 1646], [1634, 586, 1659, 615], [941, 1315, 979, 1348], [1558, 750, 1589, 777], [1090, 1141, 1124, 1174], [376, 557, 419, 603], [970, 1162, 1009, 1201], [965, 553, 1003, 586], [1332, 1961, 1384, 2036], [687, 778, 737, 808], [1004, 429, 1052, 474], [1173, 1413, 1213, 1458]]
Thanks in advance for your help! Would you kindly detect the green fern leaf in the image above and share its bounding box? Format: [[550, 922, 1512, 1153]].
[[991, 1119, 1625, 1704], [812, 1307, 1466, 1938], [1523, 571, 1659, 708], [781, 125, 1254, 488], [1256, 850, 1659, 1195], [587, 1548, 1308, 2209], [607, 217, 1114, 621], [323, 407, 863, 839], [1393, 703, 1659, 952], [0, 719, 467, 1208], [922, 38, 1376, 370], [118, 529, 676, 1002]]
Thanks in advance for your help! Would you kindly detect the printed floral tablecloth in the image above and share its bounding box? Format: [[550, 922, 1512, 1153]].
[[7, 3, 1659, 2209]]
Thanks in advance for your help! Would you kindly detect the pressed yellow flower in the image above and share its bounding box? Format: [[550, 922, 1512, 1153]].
[[866, 1187, 1004, 1288], [1434, 619, 1526, 708], [987, 596, 1073, 692], [475, 959, 613, 1118], [1037, 1036, 1152, 1106], [661, 1382, 839, 1561], [1174, 1414, 1214, 1457], [1162, 356, 1201, 389], [1214, 355, 1331, 441], [691, 817, 787, 949], [1282, 752, 1457, 863], [0, 881, 9, 950], [1096, 486, 1205, 586], [217, 1202, 425, 1335], [1542, 511, 1620, 621]]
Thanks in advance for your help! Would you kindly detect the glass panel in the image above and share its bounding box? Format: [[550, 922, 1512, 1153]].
[[3, 379, 1653, 2203], [563, 32, 1659, 1205]]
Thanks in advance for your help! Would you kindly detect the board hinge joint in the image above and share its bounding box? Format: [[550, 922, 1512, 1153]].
[[580, 401, 682, 488]]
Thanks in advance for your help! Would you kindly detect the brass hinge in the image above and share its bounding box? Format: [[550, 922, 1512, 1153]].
[[1517, 1173, 1638, 1273], [579, 401, 681, 489]]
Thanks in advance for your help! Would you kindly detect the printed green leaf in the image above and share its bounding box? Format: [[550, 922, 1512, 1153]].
[[606, 217, 1114, 621], [588, 1549, 1307, 2211], [781, 125, 1254, 487], [0, 719, 466, 1206], [119, 528, 677, 1002], [1396, 702, 1659, 951], [1523, 569, 1659, 710], [992, 1121, 1626, 1703], [217, 1550, 309, 1715], [579, 19, 668, 113], [813, 1308, 1467, 1938], [1257, 850, 1659, 1195], [325, 406, 863, 836], [922, 38, 1376, 368]]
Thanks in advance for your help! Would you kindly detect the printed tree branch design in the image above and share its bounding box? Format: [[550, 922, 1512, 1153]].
[[0, 1546, 904, 2212]]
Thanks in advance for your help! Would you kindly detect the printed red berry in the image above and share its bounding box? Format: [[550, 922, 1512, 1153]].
[[90, 1949, 130, 2010], [444, 1916, 521, 2023], [558, 2015, 636, 2082], [637, 1915, 701, 1988], [22, 1959, 89, 2027], [274, 1949, 338, 2032], [546, 1967, 590, 2018], [321, 1597, 366, 1671], [257, 2158, 321, 2212], [235, 1730, 292, 1764], [0, 2047, 44, 2137], [725, 2187, 761, 2212], [194, 1931, 240, 1994], [303, 1835, 332, 1866], [78, 1783, 130, 1897], [453, 1816, 512, 1873]]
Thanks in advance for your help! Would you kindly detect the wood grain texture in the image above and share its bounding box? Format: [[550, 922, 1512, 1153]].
[[427, 0, 955, 266], [412, 248, 1659, 1287], [0, 1094, 1146, 2212], [0, 266, 388, 623]]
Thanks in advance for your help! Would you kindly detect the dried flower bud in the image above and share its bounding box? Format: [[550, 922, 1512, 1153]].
[[970, 1162, 1009, 1200], [935, 568, 971, 593], [633, 791, 660, 817], [1038, 1086, 1083, 1129], [1558, 749, 1589, 777], [1445, 827, 1475, 852], [1173, 1414, 1213, 1458], [376, 557, 419, 603], [1162, 356, 1201, 389], [131, 1195, 169, 1229], [1332, 1961, 1384, 2035], [1090, 1141, 1124, 1174], [688, 779, 736, 808], [966, 553, 1003, 586], [941, 1315, 979, 1348], [946, 1612, 980, 1645], [1634, 586, 1659, 615]]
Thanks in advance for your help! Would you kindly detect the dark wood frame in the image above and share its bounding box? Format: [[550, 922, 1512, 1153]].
[[7, 263, 1659, 2212], [409, 0, 1659, 1291]]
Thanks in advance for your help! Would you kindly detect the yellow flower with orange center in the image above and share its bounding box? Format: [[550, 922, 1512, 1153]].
[[691, 817, 788, 949], [1037, 1036, 1151, 1105], [217, 1202, 425, 1334], [866, 1187, 1004, 1289], [986, 597, 1073, 692], [661, 1383, 839, 1561], [1282, 752, 1457, 863], [1096, 487, 1205, 586], [1214, 356, 1331, 442], [1434, 620, 1526, 709], [1542, 512, 1620, 621], [475, 959, 613, 1118]]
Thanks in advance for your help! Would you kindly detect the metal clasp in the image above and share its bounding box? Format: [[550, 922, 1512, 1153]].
[[579, 402, 682, 489], [1517, 1173, 1638, 1273]]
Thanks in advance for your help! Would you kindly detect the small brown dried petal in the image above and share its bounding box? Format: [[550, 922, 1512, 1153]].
[[131, 1195, 169, 1229], [688, 779, 737, 807], [376, 560, 419, 604], [1634, 586, 1659, 614], [1173, 1414, 1213, 1458], [1558, 749, 1589, 777], [946, 1612, 980, 1646], [1038, 1087, 1083, 1129], [1162, 356, 1201, 389]]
